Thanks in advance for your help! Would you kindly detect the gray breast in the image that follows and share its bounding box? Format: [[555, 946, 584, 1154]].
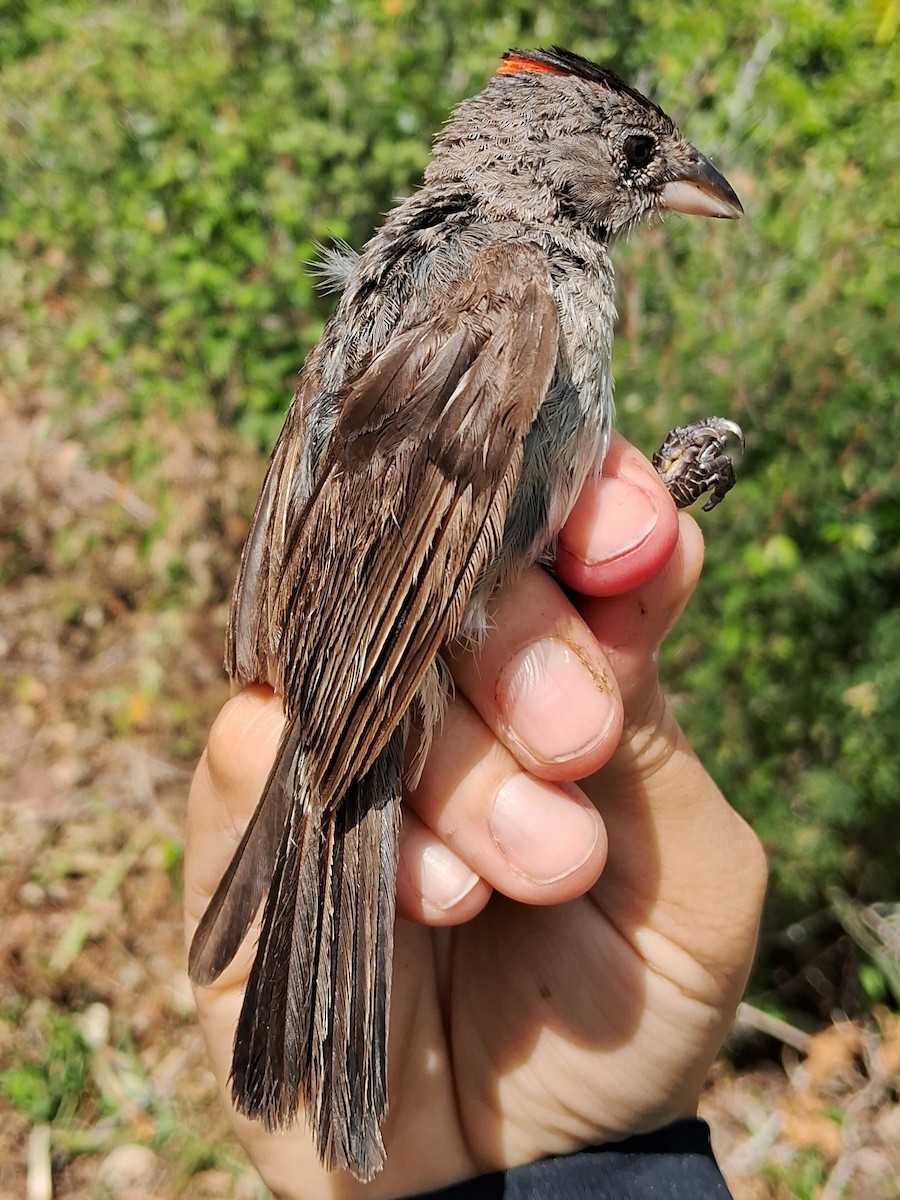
[[464, 236, 617, 634]]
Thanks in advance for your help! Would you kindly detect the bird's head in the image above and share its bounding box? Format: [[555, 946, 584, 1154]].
[[428, 47, 742, 242]]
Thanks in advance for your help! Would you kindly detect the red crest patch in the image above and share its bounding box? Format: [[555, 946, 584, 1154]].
[[496, 53, 567, 77]]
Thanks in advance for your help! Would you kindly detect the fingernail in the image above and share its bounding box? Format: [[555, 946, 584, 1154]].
[[498, 638, 617, 762], [418, 842, 480, 911], [585, 477, 660, 565], [491, 777, 599, 884]]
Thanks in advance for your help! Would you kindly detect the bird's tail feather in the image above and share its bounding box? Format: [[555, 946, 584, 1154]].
[[226, 721, 403, 1182], [188, 720, 299, 987]]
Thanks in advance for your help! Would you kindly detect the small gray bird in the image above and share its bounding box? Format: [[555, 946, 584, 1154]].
[[189, 47, 743, 1180]]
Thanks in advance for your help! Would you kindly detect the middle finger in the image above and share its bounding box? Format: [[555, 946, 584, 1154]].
[[447, 565, 624, 782]]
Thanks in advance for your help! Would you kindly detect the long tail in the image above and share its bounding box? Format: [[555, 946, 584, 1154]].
[[189, 720, 403, 1181]]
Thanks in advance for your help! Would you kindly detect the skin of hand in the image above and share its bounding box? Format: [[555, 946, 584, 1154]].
[[184, 433, 767, 1200]]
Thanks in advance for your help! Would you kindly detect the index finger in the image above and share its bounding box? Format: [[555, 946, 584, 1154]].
[[556, 433, 679, 597]]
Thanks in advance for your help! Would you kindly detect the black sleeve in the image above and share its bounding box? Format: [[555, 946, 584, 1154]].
[[408, 1119, 734, 1199]]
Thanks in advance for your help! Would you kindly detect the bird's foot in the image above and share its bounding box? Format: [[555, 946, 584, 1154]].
[[652, 417, 745, 512]]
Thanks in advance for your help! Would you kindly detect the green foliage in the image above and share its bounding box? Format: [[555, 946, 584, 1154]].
[[0, 1007, 91, 1123], [1, 1, 897, 950], [764, 1148, 830, 1200]]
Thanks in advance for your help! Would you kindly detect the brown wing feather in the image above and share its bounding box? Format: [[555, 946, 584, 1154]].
[[226, 397, 308, 686], [268, 243, 559, 806], [193, 242, 558, 989]]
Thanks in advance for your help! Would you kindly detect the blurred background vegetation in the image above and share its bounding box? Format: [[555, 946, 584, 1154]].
[[1, 0, 898, 1194]]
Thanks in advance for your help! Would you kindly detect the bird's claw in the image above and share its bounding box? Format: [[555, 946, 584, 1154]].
[[652, 417, 745, 512]]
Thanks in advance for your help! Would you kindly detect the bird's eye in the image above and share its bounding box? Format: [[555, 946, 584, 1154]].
[[623, 134, 656, 169]]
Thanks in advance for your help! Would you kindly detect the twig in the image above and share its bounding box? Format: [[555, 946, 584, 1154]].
[[27, 1124, 52, 1200], [828, 887, 900, 1007], [722, 1110, 782, 1177], [735, 1002, 812, 1053], [821, 1148, 858, 1200]]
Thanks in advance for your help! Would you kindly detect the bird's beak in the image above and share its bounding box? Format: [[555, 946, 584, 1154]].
[[660, 147, 744, 220]]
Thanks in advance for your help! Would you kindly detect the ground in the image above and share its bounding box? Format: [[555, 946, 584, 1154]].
[[1, 385, 897, 1198]]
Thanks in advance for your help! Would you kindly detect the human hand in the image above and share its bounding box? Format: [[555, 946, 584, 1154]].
[[184, 433, 766, 1199]]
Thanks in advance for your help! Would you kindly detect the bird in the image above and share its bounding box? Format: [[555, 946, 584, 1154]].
[[188, 46, 744, 1181]]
